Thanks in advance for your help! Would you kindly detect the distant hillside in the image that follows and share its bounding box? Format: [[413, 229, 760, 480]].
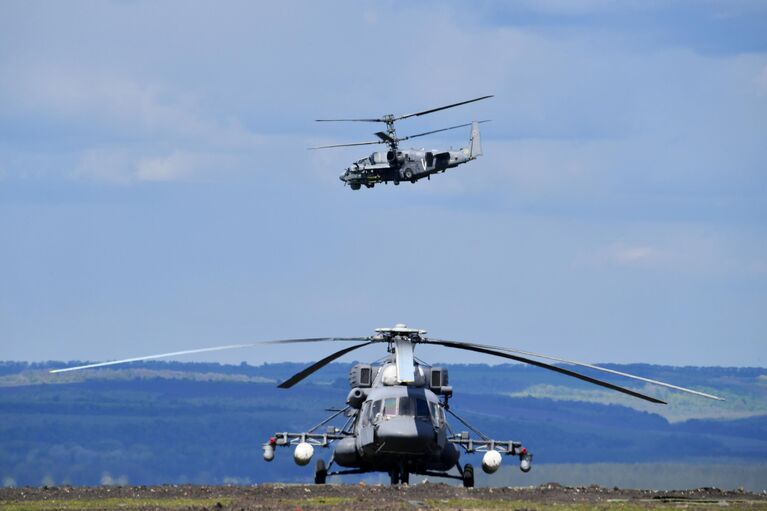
[[1, 360, 765, 487]]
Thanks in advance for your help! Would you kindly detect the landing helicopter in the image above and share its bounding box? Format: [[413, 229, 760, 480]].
[[51, 324, 723, 487], [311, 96, 492, 190]]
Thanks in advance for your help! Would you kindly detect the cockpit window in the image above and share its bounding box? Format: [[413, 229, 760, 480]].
[[383, 398, 397, 416], [371, 397, 435, 421], [398, 396, 413, 416], [416, 398, 430, 418], [395, 397, 431, 417], [429, 401, 443, 424]]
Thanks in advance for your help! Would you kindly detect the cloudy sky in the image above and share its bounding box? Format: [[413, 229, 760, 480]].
[[1, 0, 765, 368]]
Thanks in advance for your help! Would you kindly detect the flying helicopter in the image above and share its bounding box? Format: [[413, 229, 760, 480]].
[[50, 324, 723, 487], [311, 96, 492, 190]]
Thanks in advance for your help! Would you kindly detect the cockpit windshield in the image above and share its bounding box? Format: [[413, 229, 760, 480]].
[[368, 396, 438, 423]]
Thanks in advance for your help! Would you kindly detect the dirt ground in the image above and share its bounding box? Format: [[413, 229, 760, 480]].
[[2, 483, 767, 511]]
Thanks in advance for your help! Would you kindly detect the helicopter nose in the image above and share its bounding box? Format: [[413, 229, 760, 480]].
[[376, 417, 435, 453]]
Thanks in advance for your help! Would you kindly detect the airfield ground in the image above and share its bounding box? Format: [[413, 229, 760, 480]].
[[1, 483, 766, 511]]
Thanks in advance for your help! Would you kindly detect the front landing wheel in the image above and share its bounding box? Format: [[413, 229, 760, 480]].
[[462, 463, 474, 488], [314, 459, 327, 484]]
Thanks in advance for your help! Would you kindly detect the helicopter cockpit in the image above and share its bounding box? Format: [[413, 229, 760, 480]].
[[362, 396, 444, 427]]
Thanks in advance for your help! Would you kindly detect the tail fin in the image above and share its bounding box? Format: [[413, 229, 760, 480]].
[[469, 121, 482, 158]]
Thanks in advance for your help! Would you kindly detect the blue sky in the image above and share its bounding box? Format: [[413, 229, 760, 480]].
[[0, 0, 765, 367]]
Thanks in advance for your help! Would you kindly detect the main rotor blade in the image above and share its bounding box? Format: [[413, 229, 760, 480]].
[[277, 341, 376, 388], [315, 118, 384, 123], [422, 339, 667, 404], [429, 338, 723, 401], [396, 95, 493, 121], [400, 120, 491, 142], [49, 337, 342, 374], [315, 96, 493, 125], [265, 337, 369, 344], [308, 140, 384, 150]]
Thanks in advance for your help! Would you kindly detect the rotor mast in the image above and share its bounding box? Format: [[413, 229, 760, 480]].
[[375, 324, 425, 383], [382, 115, 398, 151]]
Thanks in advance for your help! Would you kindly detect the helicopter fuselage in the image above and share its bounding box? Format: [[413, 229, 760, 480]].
[[333, 382, 460, 474], [340, 148, 473, 190]]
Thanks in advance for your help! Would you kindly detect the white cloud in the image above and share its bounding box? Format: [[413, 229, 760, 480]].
[[579, 242, 665, 269], [0, 62, 282, 184], [71, 148, 245, 184], [513, 0, 629, 16], [11, 65, 250, 146], [611, 245, 660, 265], [757, 64, 767, 93], [749, 260, 767, 275], [72, 148, 135, 185], [1, 2, 764, 195], [136, 151, 226, 182], [579, 226, 767, 276], [136, 152, 194, 182]]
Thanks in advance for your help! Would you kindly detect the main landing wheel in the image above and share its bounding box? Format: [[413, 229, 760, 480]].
[[462, 463, 474, 488], [400, 469, 410, 485], [314, 459, 327, 485], [389, 468, 399, 485]]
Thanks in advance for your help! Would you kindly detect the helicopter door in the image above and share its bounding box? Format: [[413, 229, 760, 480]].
[[359, 424, 374, 446], [359, 400, 376, 445], [425, 152, 434, 168]]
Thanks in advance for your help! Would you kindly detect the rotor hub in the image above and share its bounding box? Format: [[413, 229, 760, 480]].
[[375, 324, 427, 338]]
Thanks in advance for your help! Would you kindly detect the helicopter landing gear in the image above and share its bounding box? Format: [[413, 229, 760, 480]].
[[394, 179, 400, 186], [403, 169, 413, 180], [350, 183, 361, 190], [388, 465, 410, 485], [462, 463, 474, 488], [314, 459, 327, 484]]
